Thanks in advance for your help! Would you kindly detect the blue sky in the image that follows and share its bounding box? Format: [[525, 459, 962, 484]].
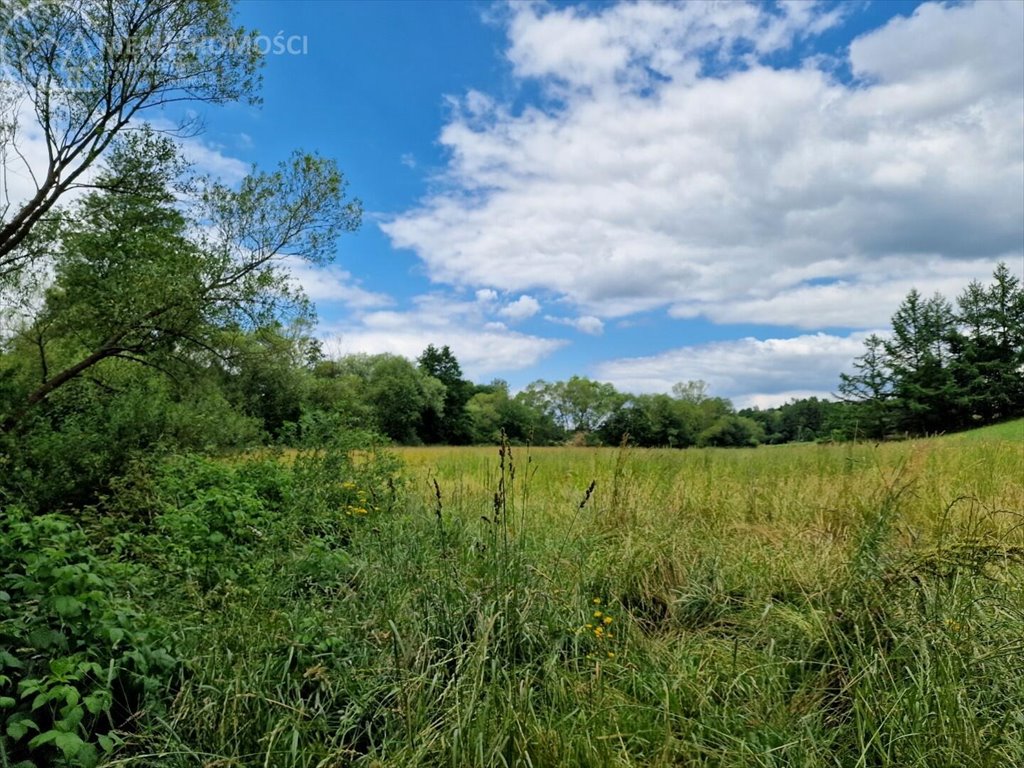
[[190, 0, 1022, 407]]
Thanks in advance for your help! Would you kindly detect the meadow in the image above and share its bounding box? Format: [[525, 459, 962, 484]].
[[4, 424, 1023, 767]]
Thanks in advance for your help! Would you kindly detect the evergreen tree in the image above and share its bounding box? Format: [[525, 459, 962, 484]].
[[950, 264, 1024, 423], [838, 334, 896, 439], [884, 290, 959, 433]]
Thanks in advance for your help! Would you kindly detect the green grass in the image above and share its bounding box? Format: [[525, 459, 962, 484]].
[[88, 435, 1024, 767], [948, 417, 1024, 442]]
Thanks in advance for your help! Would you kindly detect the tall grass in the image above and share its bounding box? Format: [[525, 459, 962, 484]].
[[111, 433, 1023, 767]]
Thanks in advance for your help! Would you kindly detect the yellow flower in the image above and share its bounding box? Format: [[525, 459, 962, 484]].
[[592, 598, 602, 605], [602, 616, 613, 625], [593, 610, 602, 618]]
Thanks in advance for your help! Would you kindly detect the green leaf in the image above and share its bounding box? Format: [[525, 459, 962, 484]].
[[0, 650, 23, 668], [83, 696, 105, 720], [6, 716, 37, 741], [54, 595, 84, 617], [0, 695, 15, 707], [53, 729, 85, 758], [27, 728, 57, 748]]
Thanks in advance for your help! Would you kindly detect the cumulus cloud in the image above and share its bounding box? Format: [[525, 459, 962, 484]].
[[595, 331, 881, 408], [0, 105, 251, 216], [283, 257, 393, 309], [319, 292, 567, 378], [546, 314, 605, 335], [382, 0, 1023, 328], [498, 294, 541, 320]]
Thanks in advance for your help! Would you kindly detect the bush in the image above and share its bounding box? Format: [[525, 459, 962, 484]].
[[698, 415, 765, 447], [0, 508, 177, 767]]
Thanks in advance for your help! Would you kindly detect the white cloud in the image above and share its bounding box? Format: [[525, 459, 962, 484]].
[[738, 390, 838, 411], [177, 135, 249, 183], [546, 314, 604, 335], [595, 331, 880, 405], [319, 292, 567, 378], [498, 294, 541, 320], [0, 106, 251, 217], [283, 257, 393, 309], [381, 1, 1023, 328]]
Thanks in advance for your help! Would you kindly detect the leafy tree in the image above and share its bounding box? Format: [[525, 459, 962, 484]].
[[523, 376, 623, 435], [366, 355, 444, 443], [466, 380, 561, 444], [417, 344, 472, 444], [697, 415, 764, 448], [0, 129, 359, 433], [0, 0, 262, 283], [600, 393, 698, 447], [217, 324, 317, 439], [671, 379, 710, 404], [303, 353, 444, 444]]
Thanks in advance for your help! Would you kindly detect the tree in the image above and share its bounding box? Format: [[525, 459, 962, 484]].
[[523, 376, 622, 434], [884, 290, 959, 433], [838, 333, 896, 439], [671, 379, 710, 404], [0, 129, 359, 433], [417, 344, 472, 444], [950, 263, 1024, 423], [600, 393, 699, 448], [697, 415, 764, 448], [365, 355, 444, 443], [0, 0, 262, 284]]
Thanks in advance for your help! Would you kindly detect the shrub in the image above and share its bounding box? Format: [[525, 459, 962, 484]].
[[0, 508, 176, 767]]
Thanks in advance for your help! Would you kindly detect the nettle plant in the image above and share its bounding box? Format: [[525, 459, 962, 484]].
[[0, 509, 176, 767]]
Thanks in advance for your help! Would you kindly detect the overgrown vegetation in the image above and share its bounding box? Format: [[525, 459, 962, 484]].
[[1, 1, 1022, 765], [3, 429, 1021, 766]]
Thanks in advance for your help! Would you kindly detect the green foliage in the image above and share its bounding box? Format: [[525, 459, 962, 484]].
[[840, 263, 1024, 438], [467, 380, 563, 444], [418, 344, 474, 444], [0, 0, 264, 282], [521, 376, 624, 435], [697, 414, 765, 447], [0, 509, 176, 767], [0, 363, 261, 510], [598, 384, 735, 448]]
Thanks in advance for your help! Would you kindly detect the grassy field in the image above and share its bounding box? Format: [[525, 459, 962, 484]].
[[947, 417, 1024, 442], [101, 425, 1024, 767]]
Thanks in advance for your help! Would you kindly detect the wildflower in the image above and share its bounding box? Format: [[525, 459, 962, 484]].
[[602, 616, 613, 625], [593, 610, 603, 618], [592, 598, 602, 605]]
